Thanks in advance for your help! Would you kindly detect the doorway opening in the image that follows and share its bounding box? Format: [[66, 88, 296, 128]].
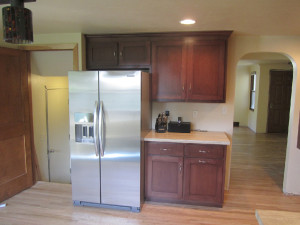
[[28, 44, 77, 183], [233, 52, 294, 192]]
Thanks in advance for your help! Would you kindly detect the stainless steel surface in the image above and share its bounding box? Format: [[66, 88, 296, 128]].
[[99, 101, 104, 157], [93, 101, 99, 156], [69, 71, 100, 204], [69, 70, 151, 211], [99, 71, 141, 207]]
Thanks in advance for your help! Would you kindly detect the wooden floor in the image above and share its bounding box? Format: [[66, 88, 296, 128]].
[[1, 127, 300, 225]]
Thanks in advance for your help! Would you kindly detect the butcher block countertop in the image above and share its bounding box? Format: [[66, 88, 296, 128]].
[[144, 130, 230, 145]]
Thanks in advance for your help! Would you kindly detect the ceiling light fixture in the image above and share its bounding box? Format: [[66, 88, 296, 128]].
[[0, 0, 35, 44], [180, 19, 196, 25]]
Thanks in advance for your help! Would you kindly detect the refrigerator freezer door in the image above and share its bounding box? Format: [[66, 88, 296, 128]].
[[99, 71, 141, 208], [69, 71, 101, 204]]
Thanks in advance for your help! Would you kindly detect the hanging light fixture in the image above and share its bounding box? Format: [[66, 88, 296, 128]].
[[1, 0, 35, 44]]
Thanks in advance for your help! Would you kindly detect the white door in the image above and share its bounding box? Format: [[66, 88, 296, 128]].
[[47, 88, 70, 183]]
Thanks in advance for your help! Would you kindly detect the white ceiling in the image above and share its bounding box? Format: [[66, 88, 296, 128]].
[[1, 0, 300, 36]]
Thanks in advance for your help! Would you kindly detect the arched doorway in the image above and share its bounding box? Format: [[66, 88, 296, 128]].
[[233, 52, 294, 191]]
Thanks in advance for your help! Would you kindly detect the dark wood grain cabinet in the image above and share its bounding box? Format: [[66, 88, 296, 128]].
[[145, 141, 226, 207], [152, 38, 228, 102], [183, 144, 225, 206], [85, 31, 232, 101], [86, 36, 150, 69], [145, 142, 184, 201], [151, 40, 187, 101]]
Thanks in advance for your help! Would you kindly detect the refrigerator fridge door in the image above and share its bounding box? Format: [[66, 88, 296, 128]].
[[69, 71, 101, 204], [99, 71, 141, 208]]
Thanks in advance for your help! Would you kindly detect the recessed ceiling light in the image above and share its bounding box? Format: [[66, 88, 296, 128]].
[[180, 19, 196, 25]]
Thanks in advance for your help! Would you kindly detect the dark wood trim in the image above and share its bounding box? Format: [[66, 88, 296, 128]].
[[26, 50, 40, 183], [85, 31, 233, 40]]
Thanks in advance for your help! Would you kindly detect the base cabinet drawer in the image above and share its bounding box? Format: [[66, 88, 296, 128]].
[[145, 141, 226, 207]]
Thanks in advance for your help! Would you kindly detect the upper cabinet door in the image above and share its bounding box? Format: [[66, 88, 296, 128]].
[[119, 41, 150, 66], [151, 41, 187, 101], [86, 38, 118, 69], [186, 40, 226, 102]]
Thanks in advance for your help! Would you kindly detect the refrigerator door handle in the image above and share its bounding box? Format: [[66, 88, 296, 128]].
[[93, 101, 99, 156], [99, 101, 105, 157]]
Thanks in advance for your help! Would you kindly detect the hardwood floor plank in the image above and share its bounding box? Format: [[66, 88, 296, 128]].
[[0, 127, 300, 224]]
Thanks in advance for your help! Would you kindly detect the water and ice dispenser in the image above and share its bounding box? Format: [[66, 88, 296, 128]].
[[74, 112, 94, 143]]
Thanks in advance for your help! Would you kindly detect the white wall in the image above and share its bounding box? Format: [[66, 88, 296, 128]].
[[234, 65, 251, 126]]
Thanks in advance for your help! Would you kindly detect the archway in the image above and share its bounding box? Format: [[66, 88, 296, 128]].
[[233, 52, 295, 192]]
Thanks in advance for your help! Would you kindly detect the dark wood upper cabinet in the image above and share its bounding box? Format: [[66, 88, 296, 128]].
[[119, 41, 150, 66], [86, 39, 118, 68], [152, 37, 229, 102], [151, 40, 187, 101], [186, 40, 226, 102], [86, 36, 150, 69], [85, 31, 232, 102]]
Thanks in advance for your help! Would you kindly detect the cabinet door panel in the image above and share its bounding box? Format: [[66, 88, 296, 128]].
[[152, 41, 187, 101], [187, 40, 226, 102], [119, 41, 150, 66], [86, 39, 118, 68], [184, 158, 224, 204], [145, 155, 183, 200]]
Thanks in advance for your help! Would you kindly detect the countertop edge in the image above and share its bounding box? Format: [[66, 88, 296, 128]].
[[144, 137, 230, 145]]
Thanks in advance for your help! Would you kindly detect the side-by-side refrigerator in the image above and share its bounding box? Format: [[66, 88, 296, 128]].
[[68, 70, 151, 212]]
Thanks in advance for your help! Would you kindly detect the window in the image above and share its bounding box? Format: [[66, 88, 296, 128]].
[[249, 72, 256, 110]]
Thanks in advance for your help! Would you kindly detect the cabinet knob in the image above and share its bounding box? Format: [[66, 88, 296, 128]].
[[113, 51, 116, 57]]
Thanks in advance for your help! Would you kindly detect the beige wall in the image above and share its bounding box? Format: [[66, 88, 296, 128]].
[[33, 33, 83, 70], [31, 75, 69, 181], [234, 65, 251, 126]]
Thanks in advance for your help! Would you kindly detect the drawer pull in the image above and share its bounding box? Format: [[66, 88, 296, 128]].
[[160, 148, 168, 151], [198, 160, 206, 164], [179, 163, 182, 173], [198, 150, 206, 153]]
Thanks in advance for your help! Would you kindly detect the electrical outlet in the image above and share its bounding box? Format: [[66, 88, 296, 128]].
[[193, 111, 198, 118]]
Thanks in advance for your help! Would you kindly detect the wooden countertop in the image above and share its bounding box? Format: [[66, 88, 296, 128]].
[[256, 209, 300, 225], [144, 130, 230, 145]]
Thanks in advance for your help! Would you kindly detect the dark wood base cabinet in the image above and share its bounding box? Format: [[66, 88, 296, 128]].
[[145, 142, 226, 207]]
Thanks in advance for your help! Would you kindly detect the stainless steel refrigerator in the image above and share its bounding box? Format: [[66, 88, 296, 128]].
[[68, 70, 151, 212]]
